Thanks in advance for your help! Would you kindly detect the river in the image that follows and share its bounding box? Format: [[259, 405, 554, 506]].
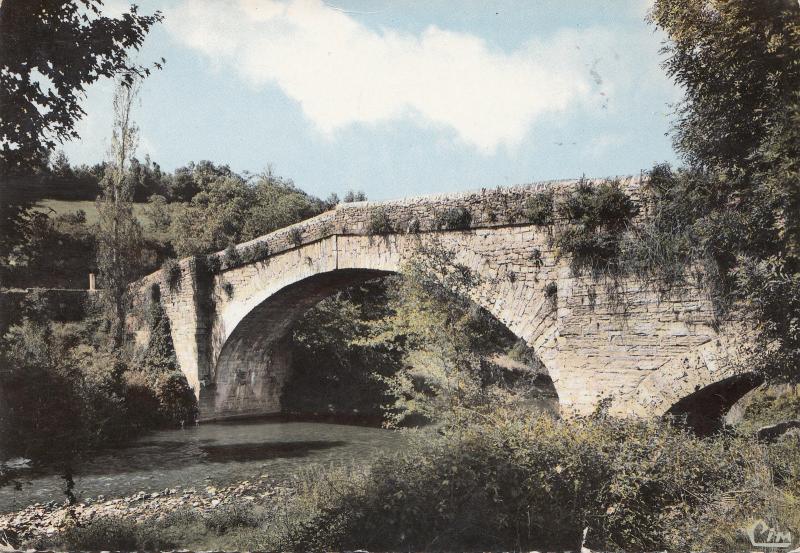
[[0, 417, 406, 513]]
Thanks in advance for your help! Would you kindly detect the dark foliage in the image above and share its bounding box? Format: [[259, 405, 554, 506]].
[[289, 227, 303, 246], [277, 411, 795, 553], [284, 279, 401, 417], [0, 0, 163, 174], [436, 206, 472, 230], [202, 253, 222, 276], [162, 259, 182, 291], [223, 244, 242, 270], [523, 190, 555, 225], [367, 208, 393, 235], [240, 241, 270, 264], [649, 0, 800, 384], [554, 179, 637, 273]]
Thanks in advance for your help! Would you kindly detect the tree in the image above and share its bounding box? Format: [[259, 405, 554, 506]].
[[242, 172, 327, 238], [649, 0, 800, 384], [96, 77, 145, 348], [360, 240, 534, 425], [144, 194, 172, 233], [343, 190, 368, 202], [168, 167, 327, 256], [167, 160, 236, 202], [170, 175, 254, 256], [129, 155, 169, 201], [50, 150, 73, 178], [0, 0, 163, 175]]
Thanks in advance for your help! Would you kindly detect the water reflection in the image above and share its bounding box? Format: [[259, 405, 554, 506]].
[[0, 419, 405, 513]]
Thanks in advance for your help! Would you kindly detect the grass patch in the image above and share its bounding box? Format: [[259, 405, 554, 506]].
[[29, 505, 271, 552], [736, 386, 800, 436], [33, 199, 172, 242]]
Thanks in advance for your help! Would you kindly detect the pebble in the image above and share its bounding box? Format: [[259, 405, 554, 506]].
[[0, 478, 289, 549]]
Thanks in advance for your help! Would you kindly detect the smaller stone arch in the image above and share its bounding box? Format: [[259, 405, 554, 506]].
[[665, 372, 764, 435]]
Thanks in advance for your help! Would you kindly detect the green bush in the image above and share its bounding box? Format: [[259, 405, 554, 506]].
[[26, 410, 800, 553], [554, 179, 637, 273], [557, 179, 637, 229], [523, 190, 554, 225], [202, 253, 222, 275], [0, 307, 195, 466], [617, 165, 701, 286], [268, 410, 786, 552], [367, 207, 393, 234], [139, 292, 177, 376], [223, 244, 242, 270], [556, 226, 626, 274], [436, 207, 472, 230], [154, 371, 197, 425], [289, 227, 303, 246], [406, 217, 421, 233], [161, 258, 181, 291], [240, 241, 270, 264]]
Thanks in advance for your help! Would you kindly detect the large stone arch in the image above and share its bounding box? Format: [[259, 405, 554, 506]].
[[200, 230, 561, 421], [129, 178, 751, 422]]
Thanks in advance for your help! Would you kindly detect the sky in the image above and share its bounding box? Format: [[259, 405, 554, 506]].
[[62, 0, 682, 201]]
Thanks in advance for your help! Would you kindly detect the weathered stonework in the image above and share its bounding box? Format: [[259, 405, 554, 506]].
[[131, 177, 751, 421]]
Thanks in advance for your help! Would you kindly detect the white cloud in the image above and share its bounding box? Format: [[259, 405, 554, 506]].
[[165, 0, 616, 154]]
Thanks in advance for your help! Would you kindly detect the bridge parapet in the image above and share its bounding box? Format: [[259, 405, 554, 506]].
[[213, 176, 643, 268]]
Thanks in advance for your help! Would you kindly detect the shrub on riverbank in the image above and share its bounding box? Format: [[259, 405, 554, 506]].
[[260, 409, 799, 552], [0, 298, 196, 471]]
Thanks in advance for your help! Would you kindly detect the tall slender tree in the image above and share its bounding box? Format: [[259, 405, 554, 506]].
[[96, 77, 144, 348]]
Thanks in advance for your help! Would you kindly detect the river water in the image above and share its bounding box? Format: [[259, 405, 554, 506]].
[[0, 418, 406, 513]]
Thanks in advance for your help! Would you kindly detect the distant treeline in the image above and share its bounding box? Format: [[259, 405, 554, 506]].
[[5, 152, 307, 204], [1, 152, 367, 290]]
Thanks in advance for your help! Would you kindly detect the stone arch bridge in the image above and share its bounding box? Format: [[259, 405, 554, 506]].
[[131, 177, 751, 423]]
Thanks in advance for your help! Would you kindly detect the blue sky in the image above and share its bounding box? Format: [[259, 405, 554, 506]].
[[63, 0, 682, 201]]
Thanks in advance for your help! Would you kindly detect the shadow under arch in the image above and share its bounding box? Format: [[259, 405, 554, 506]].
[[665, 372, 764, 436], [206, 267, 559, 422], [209, 269, 395, 420]]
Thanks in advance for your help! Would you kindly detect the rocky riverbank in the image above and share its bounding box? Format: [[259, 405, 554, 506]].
[[0, 476, 293, 549]]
